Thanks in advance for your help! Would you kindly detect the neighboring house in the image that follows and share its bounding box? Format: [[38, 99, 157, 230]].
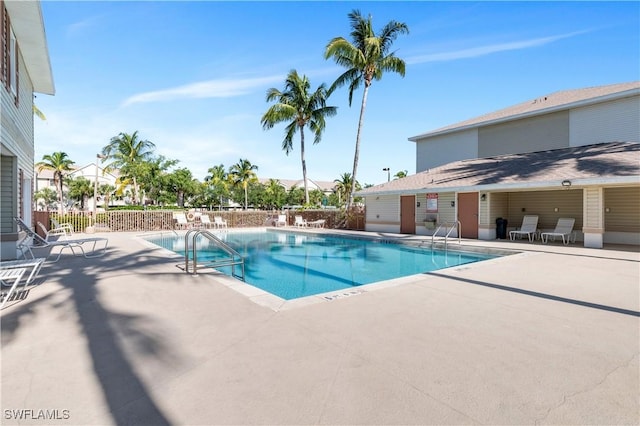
[[258, 178, 337, 197], [358, 82, 640, 248], [35, 162, 126, 211], [0, 0, 54, 259]]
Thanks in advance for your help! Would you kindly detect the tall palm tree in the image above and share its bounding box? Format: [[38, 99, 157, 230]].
[[101, 131, 156, 205], [261, 70, 337, 205], [228, 159, 258, 210], [36, 151, 75, 215], [325, 10, 409, 208]]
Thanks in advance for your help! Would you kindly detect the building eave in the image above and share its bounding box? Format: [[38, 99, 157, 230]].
[[357, 175, 640, 197], [5, 0, 54, 95]]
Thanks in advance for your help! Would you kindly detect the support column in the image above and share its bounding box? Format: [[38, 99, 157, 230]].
[[583, 187, 604, 248]]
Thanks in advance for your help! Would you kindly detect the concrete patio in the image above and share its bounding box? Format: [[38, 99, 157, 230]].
[[1, 230, 638, 425]]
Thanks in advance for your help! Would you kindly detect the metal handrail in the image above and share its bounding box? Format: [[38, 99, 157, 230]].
[[180, 230, 245, 280], [431, 220, 462, 249]]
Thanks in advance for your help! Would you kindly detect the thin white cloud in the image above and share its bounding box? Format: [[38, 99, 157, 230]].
[[406, 31, 590, 65], [121, 75, 285, 107]]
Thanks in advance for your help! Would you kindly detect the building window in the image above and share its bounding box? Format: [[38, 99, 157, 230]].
[[0, 1, 18, 104]]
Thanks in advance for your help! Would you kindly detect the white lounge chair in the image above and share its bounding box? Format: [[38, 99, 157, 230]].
[[307, 219, 325, 228], [174, 213, 191, 230], [1, 258, 45, 285], [199, 215, 215, 229], [509, 215, 539, 242], [274, 214, 287, 227], [15, 218, 108, 262], [541, 218, 576, 245], [294, 215, 308, 227], [214, 216, 228, 229], [0, 267, 27, 309]]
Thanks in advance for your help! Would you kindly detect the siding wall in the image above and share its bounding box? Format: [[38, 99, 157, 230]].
[[487, 192, 509, 227], [570, 96, 640, 146], [478, 111, 569, 157], [415, 129, 478, 172], [365, 195, 399, 224], [583, 187, 603, 230], [1, 39, 34, 258], [0, 155, 15, 233], [604, 187, 640, 232]]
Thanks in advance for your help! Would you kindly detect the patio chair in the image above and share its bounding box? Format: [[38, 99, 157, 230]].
[[174, 213, 191, 230], [214, 216, 228, 229], [0, 267, 27, 309], [307, 219, 325, 228], [294, 216, 308, 227], [0, 258, 46, 285], [541, 218, 576, 245], [50, 217, 74, 236], [274, 214, 287, 227], [15, 217, 108, 262], [199, 215, 215, 229], [509, 215, 539, 242]]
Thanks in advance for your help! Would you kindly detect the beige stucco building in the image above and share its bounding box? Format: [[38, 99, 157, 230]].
[[0, 0, 54, 259], [358, 82, 640, 249]]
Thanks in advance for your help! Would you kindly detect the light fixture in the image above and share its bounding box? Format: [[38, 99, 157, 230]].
[[480, 194, 486, 201], [416, 201, 421, 207], [382, 167, 390, 182], [561, 180, 572, 188], [450, 201, 455, 208]]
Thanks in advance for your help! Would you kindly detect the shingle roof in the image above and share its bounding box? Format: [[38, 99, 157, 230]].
[[409, 81, 640, 141], [358, 142, 640, 196]]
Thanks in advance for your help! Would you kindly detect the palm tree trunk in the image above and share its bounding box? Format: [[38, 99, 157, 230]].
[[347, 83, 370, 208], [244, 183, 248, 210], [300, 127, 309, 205], [57, 173, 64, 216], [132, 176, 138, 205]]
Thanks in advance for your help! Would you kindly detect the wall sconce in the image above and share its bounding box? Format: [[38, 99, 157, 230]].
[[561, 180, 572, 188], [554, 207, 559, 212], [480, 194, 486, 201], [450, 201, 455, 208], [416, 201, 421, 207]]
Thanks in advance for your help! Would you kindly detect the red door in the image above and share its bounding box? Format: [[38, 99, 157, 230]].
[[400, 196, 416, 234], [458, 193, 479, 239]]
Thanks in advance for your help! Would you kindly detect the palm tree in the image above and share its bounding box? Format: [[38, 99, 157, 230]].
[[228, 159, 258, 210], [333, 172, 360, 208], [325, 10, 409, 208], [36, 152, 75, 215], [205, 164, 229, 210], [67, 176, 93, 210], [261, 70, 337, 205], [34, 187, 57, 211], [101, 131, 156, 205], [394, 170, 408, 179]]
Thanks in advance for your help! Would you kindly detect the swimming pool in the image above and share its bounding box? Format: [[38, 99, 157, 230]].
[[144, 230, 497, 300]]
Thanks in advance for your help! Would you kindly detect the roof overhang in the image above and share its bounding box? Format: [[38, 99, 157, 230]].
[[356, 176, 640, 197], [5, 0, 54, 95]]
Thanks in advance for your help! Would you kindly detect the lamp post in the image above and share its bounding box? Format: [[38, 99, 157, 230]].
[[382, 167, 390, 182], [93, 154, 107, 227]]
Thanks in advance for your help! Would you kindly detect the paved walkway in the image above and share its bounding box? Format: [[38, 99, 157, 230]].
[[1, 230, 638, 425]]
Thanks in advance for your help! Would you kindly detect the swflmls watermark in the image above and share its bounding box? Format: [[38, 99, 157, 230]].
[[4, 409, 70, 421]]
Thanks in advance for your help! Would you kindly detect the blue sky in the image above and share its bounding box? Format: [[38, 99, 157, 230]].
[[34, 1, 640, 186]]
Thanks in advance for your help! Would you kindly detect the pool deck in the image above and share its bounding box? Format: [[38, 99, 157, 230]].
[[1, 228, 638, 425]]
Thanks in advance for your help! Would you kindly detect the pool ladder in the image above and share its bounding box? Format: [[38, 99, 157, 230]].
[[177, 229, 245, 281], [431, 221, 461, 250]]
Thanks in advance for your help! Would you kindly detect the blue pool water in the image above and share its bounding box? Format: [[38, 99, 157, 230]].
[[144, 231, 496, 300]]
